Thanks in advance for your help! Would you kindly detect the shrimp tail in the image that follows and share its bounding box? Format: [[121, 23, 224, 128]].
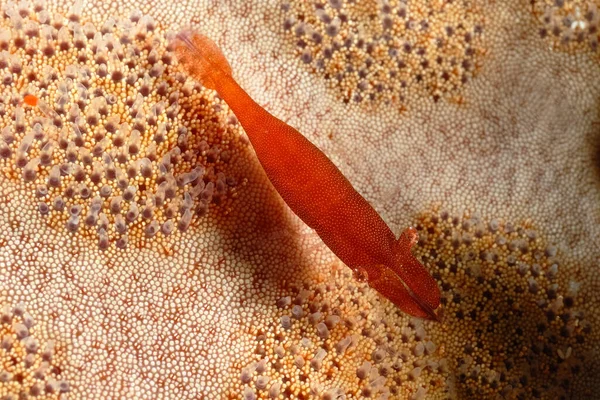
[[368, 267, 442, 321], [173, 30, 232, 90], [390, 227, 442, 319]]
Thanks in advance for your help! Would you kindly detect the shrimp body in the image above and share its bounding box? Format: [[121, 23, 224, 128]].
[[174, 31, 441, 320]]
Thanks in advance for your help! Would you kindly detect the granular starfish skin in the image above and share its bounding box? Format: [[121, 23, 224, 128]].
[[0, 302, 69, 399], [531, 0, 600, 53], [0, 0, 599, 399], [281, 0, 486, 105], [237, 210, 594, 399], [0, 1, 240, 249]]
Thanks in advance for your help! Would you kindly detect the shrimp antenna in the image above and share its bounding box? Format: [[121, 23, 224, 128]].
[[175, 31, 197, 51]]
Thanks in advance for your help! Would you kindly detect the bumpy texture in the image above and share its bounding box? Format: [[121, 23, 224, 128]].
[[0, 0, 599, 399], [281, 0, 485, 105]]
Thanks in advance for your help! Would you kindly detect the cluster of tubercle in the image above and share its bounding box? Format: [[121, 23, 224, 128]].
[[0, 0, 239, 249], [0, 302, 69, 399], [242, 278, 440, 400], [234, 210, 590, 399], [533, 0, 600, 52], [281, 0, 485, 105]]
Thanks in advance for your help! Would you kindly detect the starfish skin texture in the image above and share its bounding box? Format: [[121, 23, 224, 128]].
[[0, 0, 598, 399]]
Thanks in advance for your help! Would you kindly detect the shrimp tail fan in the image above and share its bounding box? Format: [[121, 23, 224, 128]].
[[391, 227, 442, 319]]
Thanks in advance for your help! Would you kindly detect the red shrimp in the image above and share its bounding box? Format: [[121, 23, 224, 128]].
[[173, 31, 441, 320]]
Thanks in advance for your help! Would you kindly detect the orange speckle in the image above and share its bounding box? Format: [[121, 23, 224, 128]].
[[23, 94, 38, 107]]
